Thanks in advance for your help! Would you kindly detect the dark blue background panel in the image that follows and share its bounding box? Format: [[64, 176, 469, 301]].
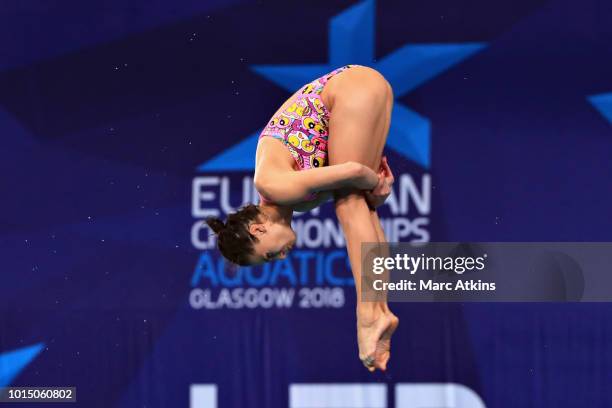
[[1, 0, 611, 407]]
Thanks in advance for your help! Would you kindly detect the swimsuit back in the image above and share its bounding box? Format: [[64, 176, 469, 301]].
[[258, 64, 354, 202]]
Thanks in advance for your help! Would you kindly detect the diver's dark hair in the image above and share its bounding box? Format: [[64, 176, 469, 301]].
[[205, 204, 262, 266]]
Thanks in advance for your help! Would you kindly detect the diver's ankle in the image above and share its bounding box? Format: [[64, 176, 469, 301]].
[[356, 302, 383, 322]]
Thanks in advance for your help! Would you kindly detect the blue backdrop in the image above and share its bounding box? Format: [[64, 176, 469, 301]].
[[1, 0, 611, 407]]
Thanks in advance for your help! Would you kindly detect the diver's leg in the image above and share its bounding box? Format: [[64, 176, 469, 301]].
[[327, 66, 397, 371]]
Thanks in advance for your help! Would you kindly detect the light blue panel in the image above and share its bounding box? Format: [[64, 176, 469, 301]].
[[250, 65, 331, 92], [0, 343, 44, 387], [197, 130, 261, 171], [329, 0, 375, 66], [240, 0, 486, 170], [387, 104, 431, 168], [377, 43, 487, 96], [588, 93, 612, 125]]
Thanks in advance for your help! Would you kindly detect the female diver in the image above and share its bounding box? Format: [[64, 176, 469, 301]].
[[206, 64, 399, 372]]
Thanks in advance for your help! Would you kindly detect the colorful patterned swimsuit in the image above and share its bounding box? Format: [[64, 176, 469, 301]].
[[258, 64, 354, 202]]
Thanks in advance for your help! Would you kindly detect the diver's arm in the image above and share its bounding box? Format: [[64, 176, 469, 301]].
[[255, 161, 378, 205]]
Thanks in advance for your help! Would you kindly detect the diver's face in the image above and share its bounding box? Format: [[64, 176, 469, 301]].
[[249, 220, 296, 264]]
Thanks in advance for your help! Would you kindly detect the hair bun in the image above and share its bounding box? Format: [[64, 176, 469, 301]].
[[205, 217, 226, 234]]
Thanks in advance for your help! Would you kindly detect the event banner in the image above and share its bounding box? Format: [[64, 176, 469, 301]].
[[361, 242, 612, 302]]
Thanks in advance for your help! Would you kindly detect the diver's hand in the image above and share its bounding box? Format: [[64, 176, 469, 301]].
[[365, 156, 394, 209], [350, 162, 380, 190]]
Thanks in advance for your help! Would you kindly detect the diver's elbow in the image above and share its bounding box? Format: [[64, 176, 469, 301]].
[[254, 174, 275, 201]]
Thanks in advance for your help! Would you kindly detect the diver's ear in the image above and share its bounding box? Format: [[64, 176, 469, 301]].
[[248, 223, 266, 236]]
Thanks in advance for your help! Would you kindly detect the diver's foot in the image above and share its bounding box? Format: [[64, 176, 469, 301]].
[[356, 304, 399, 372]]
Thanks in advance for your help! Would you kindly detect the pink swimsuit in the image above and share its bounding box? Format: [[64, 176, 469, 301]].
[[258, 64, 354, 203]]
